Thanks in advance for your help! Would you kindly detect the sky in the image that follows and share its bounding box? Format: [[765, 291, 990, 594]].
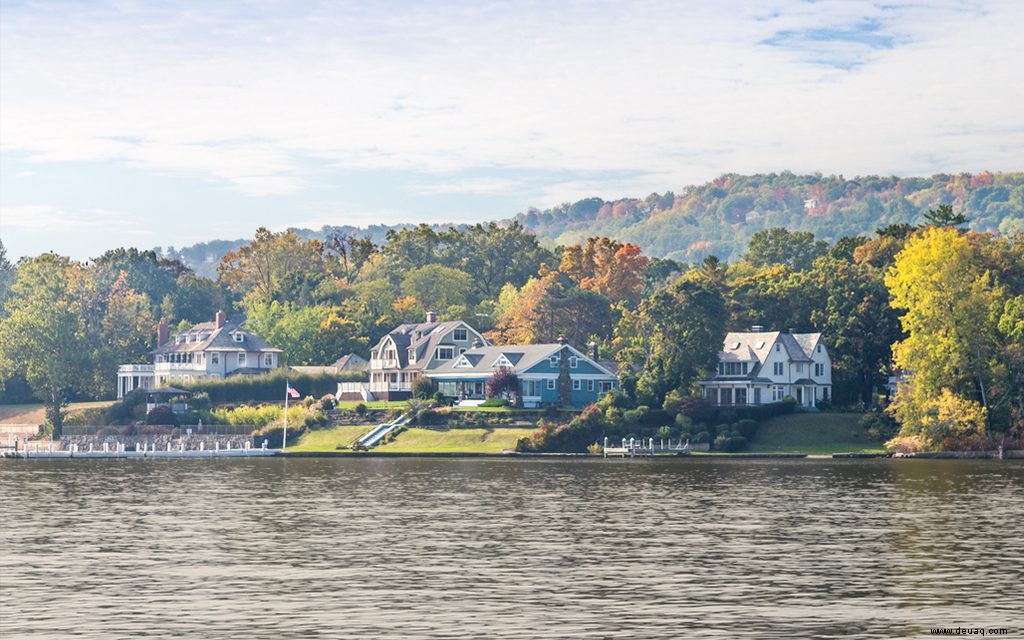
[[1, 0, 1022, 261]]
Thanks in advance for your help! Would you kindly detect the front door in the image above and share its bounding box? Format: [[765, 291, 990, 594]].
[[796, 387, 803, 405]]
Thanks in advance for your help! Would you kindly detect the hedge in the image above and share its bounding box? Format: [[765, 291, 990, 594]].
[[178, 369, 367, 404]]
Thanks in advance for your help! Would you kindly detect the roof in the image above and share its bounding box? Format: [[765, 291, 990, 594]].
[[152, 322, 283, 356], [430, 343, 617, 378], [372, 320, 484, 371], [718, 331, 821, 365], [332, 353, 368, 370]]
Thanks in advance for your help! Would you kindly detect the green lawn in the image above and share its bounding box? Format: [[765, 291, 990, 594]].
[[375, 427, 534, 453], [288, 425, 375, 452], [746, 412, 886, 455]]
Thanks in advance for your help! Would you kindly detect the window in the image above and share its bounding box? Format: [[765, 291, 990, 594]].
[[817, 344, 822, 353], [735, 388, 747, 405], [815, 363, 824, 377], [436, 346, 454, 360], [773, 362, 784, 376], [721, 388, 733, 405], [722, 362, 747, 376], [549, 356, 559, 368], [547, 378, 555, 390], [773, 386, 785, 401], [238, 353, 246, 366], [453, 328, 468, 341], [264, 354, 273, 366], [776, 344, 780, 352], [233, 332, 244, 343], [601, 381, 614, 392], [573, 379, 581, 390], [796, 363, 804, 373], [569, 355, 578, 368], [212, 353, 219, 366], [754, 388, 761, 403], [522, 379, 541, 396], [587, 380, 594, 392]]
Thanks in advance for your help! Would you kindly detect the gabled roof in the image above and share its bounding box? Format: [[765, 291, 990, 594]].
[[332, 353, 368, 370], [430, 343, 617, 378], [152, 323, 282, 355], [717, 331, 821, 366], [371, 320, 486, 370]]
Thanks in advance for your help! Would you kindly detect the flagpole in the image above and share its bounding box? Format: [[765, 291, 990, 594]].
[[283, 381, 289, 452]]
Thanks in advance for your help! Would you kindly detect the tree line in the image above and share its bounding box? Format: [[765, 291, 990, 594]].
[[1, 207, 1021, 448]]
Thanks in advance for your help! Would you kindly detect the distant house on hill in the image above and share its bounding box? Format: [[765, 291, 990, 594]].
[[290, 353, 368, 377], [116, 311, 283, 398], [338, 312, 488, 401], [427, 338, 618, 408], [699, 327, 831, 408]]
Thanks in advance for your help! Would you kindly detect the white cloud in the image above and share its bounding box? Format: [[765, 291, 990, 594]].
[[0, 0, 1021, 204], [0, 204, 150, 234]]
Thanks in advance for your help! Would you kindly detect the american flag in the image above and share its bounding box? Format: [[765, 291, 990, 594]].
[[287, 383, 300, 399]]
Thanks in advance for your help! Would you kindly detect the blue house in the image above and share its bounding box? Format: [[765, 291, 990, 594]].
[[427, 340, 618, 408]]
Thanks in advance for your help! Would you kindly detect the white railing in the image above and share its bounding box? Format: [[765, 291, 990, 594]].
[[117, 364, 155, 373], [370, 359, 401, 370]]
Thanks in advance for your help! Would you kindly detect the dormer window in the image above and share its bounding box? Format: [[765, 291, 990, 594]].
[[436, 346, 454, 360], [454, 356, 473, 368], [729, 341, 741, 350], [233, 332, 244, 343], [549, 355, 559, 368], [493, 355, 512, 368], [453, 328, 468, 342], [409, 348, 416, 363]]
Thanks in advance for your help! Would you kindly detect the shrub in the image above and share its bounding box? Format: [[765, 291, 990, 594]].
[[413, 377, 435, 399], [586, 441, 603, 455], [662, 388, 687, 415], [721, 435, 748, 452], [734, 419, 759, 440], [693, 431, 710, 443], [145, 405, 179, 427], [480, 397, 510, 408], [861, 412, 899, 441], [318, 394, 337, 411], [354, 403, 368, 416]]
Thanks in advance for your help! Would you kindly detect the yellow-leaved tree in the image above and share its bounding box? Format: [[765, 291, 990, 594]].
[[884, 227, 1020, 450]]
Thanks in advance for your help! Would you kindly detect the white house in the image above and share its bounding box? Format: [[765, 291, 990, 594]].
[[116, 311, 283, 398], [340, 312, 488, 401], [699, 327, 832, 408]]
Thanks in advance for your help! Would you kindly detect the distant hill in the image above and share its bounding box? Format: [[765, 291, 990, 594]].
[[160, 172, 1024, 275], [513, 171, 1024, 262]]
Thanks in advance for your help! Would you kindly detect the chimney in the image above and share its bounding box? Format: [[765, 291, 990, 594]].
[[156, 318, 169, 347], [216, 310, 227, 328], [751, 325, 764, 332], [425, 311, 436, 323], [557, 335, 566, 345], [588, 341, 599, 361], [788, 328, 797, 335]]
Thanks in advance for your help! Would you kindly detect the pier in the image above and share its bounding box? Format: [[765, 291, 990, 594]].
[[602, 437, 691, 458], [4, 437, 279, 459]]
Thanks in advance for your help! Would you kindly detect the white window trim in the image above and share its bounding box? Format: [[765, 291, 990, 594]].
[[572, 379, 581, 390], [546, 378, 555, 390]]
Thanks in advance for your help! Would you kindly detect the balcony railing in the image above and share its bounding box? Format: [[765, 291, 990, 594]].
[[370, 359, 401, 370], [117, 364, 155, 373]]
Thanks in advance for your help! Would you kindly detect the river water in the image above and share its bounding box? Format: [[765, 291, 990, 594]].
[[0, 457, 1021, 639]]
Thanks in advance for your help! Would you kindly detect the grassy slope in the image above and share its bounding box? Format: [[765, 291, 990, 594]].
[[289, 425, 375, 452], [0, 401, 116, 424], [746, 412, 885, 455], [376, 427, 534, 453]]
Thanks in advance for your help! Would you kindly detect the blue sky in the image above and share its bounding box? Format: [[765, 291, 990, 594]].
[[1, 0, 1022, 260]]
